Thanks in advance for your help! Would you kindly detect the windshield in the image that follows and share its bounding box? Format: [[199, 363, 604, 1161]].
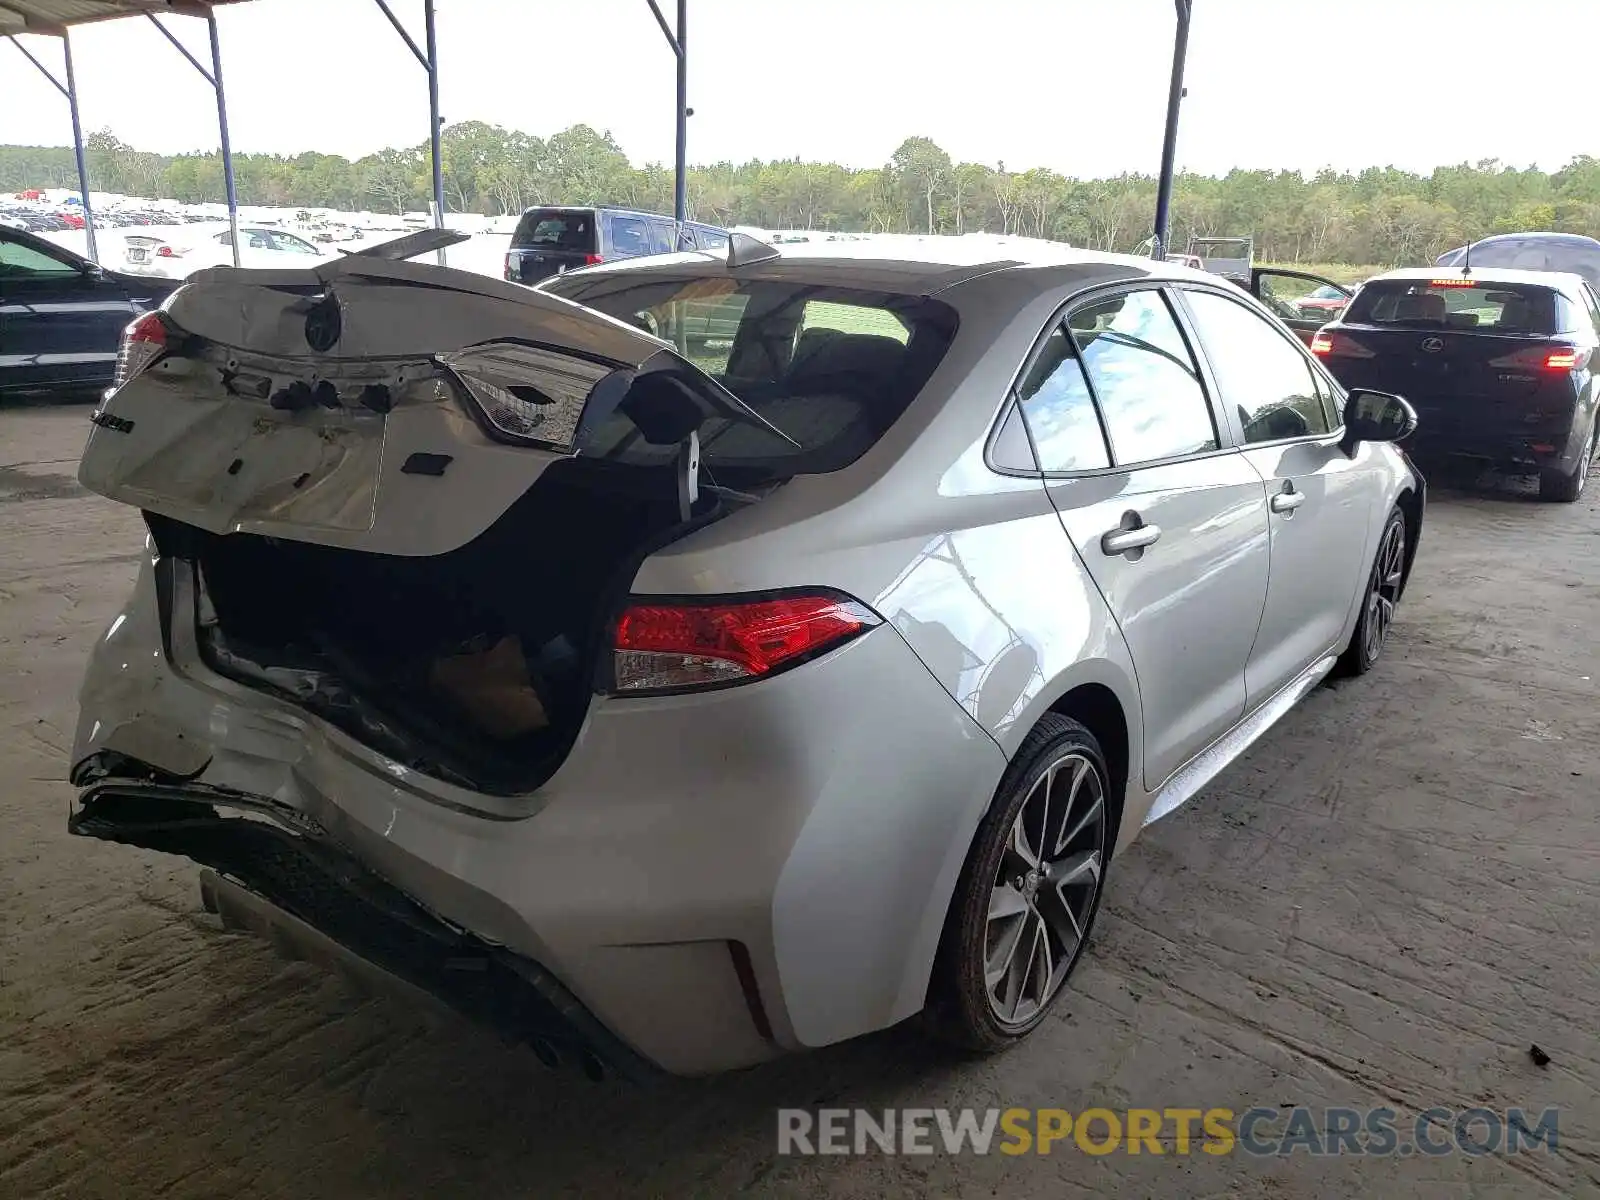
[[1344, 280, 1566, 334], [544, 273, 959, 476], [512, 209, 596, 252]]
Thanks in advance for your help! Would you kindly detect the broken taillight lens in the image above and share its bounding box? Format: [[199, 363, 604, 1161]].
[[111, 310, 169, 389], [436, 340, 617, 450], [611, 592, 881, 694]]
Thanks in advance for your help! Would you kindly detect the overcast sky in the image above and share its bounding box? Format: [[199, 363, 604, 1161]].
[[2, 0, 1591, 177]]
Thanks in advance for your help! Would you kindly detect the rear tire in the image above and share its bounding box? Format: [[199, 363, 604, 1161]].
[[924, 714, 1112, 1053], [1538, 423, 1595, 503], [1336, 505, 1406, 677]]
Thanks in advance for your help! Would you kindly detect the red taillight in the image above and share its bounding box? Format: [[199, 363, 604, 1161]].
[[1489, 344, 1587, 372], [1309, 331, 1374, 359], [612, 592, 880, 694], [584, 253, 605, 265], [111, 310, 168, 388]]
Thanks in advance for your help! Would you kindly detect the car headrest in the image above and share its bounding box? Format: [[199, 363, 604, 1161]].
[[1394, 291, 1447, 322], [788, 330, 908, 382]]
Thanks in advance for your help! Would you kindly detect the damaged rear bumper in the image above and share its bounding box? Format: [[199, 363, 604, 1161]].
[[71, 782, 655, 1080], [69, 546, 1008, 1076]]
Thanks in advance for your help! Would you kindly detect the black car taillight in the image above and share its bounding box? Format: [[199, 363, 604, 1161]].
[[611, 591, 880, 695], [112, 310, 170, 389], [1310, 330, 1376, 360], [1488, 344, 1589, 372]]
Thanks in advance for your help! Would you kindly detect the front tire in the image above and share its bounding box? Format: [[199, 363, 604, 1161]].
[[1337, 505, 1406, 676], [925, 714, 1112, 1052]]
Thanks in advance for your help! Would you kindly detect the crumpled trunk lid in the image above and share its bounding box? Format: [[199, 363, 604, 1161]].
[[77, 254, 779, 558]]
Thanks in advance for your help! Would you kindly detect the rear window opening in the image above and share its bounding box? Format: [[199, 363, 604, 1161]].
[[1345, 280, 1574, 335], [544, 274, 959, 476], [511, 209, 596, 252]]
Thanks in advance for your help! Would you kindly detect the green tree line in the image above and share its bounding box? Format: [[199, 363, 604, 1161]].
[[4, 124, 1599, 266]]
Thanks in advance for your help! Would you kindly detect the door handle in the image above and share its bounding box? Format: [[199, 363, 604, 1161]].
[[1101, 523, 1162, 555], [1270, 487, 1305, 513]]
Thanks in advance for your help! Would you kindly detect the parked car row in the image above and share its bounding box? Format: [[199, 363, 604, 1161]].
[[119, 223, 333, 278], [0, 203, 217, 233]]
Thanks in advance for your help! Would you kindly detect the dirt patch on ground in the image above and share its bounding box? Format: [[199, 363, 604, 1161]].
[[1, 406, 1595, 1198]]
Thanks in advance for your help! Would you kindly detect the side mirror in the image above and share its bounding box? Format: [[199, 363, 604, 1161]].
[[1340, 389, 1416, 457], [81, 262, 105, 281]]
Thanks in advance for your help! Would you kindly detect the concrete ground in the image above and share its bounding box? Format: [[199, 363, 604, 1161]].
[[1, 405, 1595, 1199]]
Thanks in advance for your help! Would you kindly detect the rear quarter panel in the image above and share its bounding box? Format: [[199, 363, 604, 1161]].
[[631, 264, 1153, 833]]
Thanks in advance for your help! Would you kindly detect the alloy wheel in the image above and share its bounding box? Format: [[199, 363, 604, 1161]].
[[1363, 518, 1406, 662], [984, 751, 1107, 1028]]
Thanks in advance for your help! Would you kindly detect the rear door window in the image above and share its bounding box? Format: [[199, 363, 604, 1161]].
[[1582, 284, 1600, 332], [1065, 289, 1217, 466], [647, 221, 676, 254], [1012, 325, 1110, 473], [606, 214, 652, 258], [1344, 280, 1561, 334], [694, 227, 729, 251], [511, 210, 596, 252]]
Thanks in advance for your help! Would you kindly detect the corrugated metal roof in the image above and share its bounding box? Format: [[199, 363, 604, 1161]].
[[0, 1, 248, 37]]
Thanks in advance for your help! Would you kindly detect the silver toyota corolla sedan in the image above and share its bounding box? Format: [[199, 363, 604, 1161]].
[[68, 233, 1423, 1079]]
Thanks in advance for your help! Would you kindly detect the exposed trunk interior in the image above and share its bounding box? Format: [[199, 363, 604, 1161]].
[[146, 458, 723, 796]]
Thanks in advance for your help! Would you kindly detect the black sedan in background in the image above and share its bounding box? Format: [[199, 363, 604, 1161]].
[[1313, 267, 1600, 502], [1, 226, 178, 403]]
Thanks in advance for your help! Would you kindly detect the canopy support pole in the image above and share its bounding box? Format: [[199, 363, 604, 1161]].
[[1151, 0, 1192, 260], [646, 0, 688, 228], [148, 11, 239, 265], [372, 0, 447, 263], [6, 31, 98, 262]]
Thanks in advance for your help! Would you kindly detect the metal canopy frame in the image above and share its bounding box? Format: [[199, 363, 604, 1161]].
[[644, 0, 688, 225], [145, 9, 239, 263], [1150, 0, 1193, 259], [3, 0, 1195, 264], [5, 29, 98, 261], [1, 0, 452, 266], [371, 0, 446, 263]]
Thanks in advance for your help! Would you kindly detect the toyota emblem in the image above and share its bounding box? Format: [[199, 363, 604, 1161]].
[[1420, 336, 1445, 353]]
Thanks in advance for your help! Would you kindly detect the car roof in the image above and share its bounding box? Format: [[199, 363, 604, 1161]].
[[518, 204, 669, 218], [569, 236, 1191, 297], [1467, 231, 1600, 248], [1369, 265, 1589, 293]]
